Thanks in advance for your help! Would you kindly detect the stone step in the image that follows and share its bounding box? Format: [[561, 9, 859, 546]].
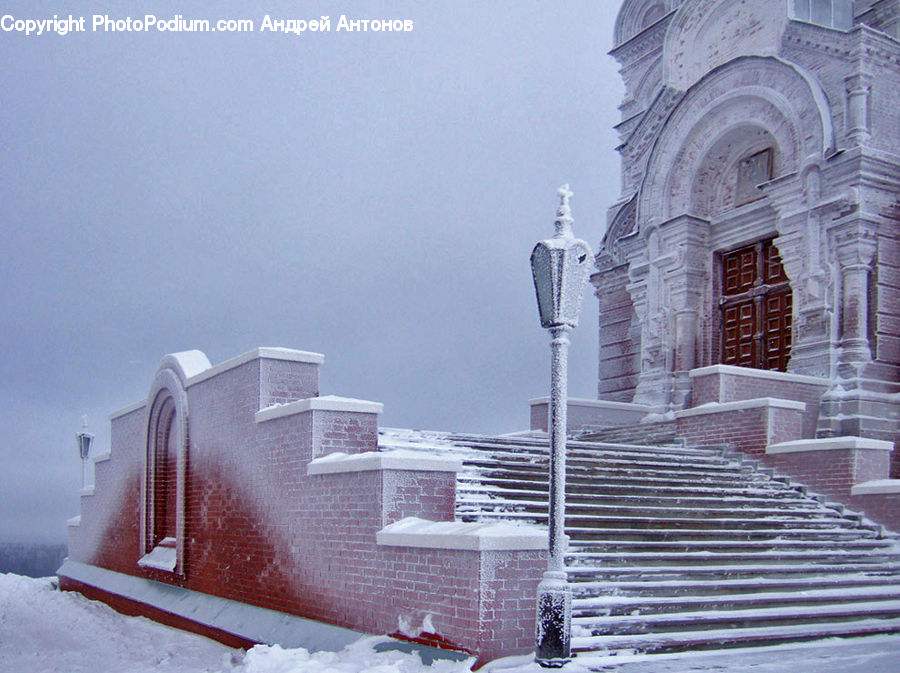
[[564, 549, 900, 569], [464, 466, 776, 491], [459, 444, 725, 465], [568, 538, 899, 554], [461, 511, 862, 531], [456, 487, 823, 511], [456, 498, 840, 521], [461, 454, 747, 476], [571, 617, 900, 655], [571, 573, 900, 599], [567, 562, 900, 584], [573, 599, 900, 637], [563, 526, 881, 543], [443, 433, 706, 457], [576, 422, 681, 447], [456, 476, 802, 499], [573, 584, 900, 617]]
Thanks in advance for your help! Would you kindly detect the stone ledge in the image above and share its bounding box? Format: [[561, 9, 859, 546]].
[[767, 437, 895, 455], [79, 487, 94, 497], [689, 364, 828, 386], [256, 395, 384, 423], [57, 560, 363, 651], [308, 450, 461, 476], [109, 400, 147, 421], [528, 397, 653, 412], [93, 451, 111, 464], [676, 398, 806, 419], [376, 517, 547, 551], [189, 347, 324, 388], [851, 480, 900, 496], [67, 515, 81, 527]]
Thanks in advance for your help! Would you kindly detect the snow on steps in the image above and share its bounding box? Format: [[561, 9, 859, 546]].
[[378, 428, 900, 658]]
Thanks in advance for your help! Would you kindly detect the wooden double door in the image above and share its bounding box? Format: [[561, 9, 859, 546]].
[[720, 239, 793, 372]]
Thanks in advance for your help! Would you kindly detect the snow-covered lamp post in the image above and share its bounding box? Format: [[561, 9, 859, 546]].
[[77, 416, 94, 490], [530, 185, 592, 667]]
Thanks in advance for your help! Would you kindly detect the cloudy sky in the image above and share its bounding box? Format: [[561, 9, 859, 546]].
[[0, 0, 625, 543]]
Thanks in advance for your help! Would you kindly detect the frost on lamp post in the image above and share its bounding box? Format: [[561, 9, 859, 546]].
[[77, 416, 94, 490], [530, 184, 593, 667]]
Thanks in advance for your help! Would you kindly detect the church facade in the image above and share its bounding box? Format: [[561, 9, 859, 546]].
[[593, 0, 898, 457]]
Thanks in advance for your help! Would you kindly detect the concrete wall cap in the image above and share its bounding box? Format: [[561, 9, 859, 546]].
[[93, 451, 112, 464], [109, 400, 147, 421], [308, 450, 461, 475], [376, 517, 547, 551], [256, 395, 384, 423], [851, 480, 900, 496], [767, 437, 895, 455], [689, 364, 829, 386], [675, 398, 806, 418], [188, 347, 324, 388], [528, 397, 655, 411]]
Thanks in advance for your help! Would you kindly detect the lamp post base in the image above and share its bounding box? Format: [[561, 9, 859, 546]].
[[535, 570, 572, 667]]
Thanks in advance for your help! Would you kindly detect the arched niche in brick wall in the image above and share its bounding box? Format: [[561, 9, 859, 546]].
[[139, 350, 209, 577]]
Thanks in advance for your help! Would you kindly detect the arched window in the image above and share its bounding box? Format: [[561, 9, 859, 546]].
[[792, 0, 854, 30], [140, 390, 182, 572], [149, 395, 177, 548], [139, 365, 190, 575]]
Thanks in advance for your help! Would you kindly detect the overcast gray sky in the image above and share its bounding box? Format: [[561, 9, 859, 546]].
[[0, 0, 625, 543]]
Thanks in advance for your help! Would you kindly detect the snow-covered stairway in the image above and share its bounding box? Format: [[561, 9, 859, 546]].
[[378, 430, 900, 660]]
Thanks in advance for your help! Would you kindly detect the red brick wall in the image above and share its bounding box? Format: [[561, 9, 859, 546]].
[[65, 354, 545, 662], [690, 370, 828, 438], [764, 448, 888, 500], [677, 405, 804, 458], [848, 493, 900, 533]]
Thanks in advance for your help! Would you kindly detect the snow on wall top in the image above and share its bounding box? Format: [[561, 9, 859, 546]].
[[307, 450, 462, 475], [376, 517, 547, 551], [109, 347, 326, 419], [256, 395, 384, 423], [188, 347, 324, 388]]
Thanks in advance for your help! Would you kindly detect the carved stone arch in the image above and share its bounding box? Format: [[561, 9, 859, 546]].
[[140, 350, 210, 576], [663, 0, 791, 90], [637, 56, 835, 226], [632, 58, 665, 111], [614, 0, 682, 47], [600, 196, 638, 266]]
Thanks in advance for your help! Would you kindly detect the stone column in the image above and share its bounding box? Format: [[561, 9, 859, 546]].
[[835, 228, 877, 370]]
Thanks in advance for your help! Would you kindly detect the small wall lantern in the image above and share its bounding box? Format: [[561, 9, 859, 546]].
[[77, 416, 94, 490]]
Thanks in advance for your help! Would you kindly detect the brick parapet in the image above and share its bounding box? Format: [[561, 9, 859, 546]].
[[690, 366, 829, 438], [762, 437, 897, 531], [675, 399, 806, 458], [64, 347, 543, 663]]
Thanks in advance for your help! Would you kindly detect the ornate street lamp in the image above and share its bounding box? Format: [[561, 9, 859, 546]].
[[77, 416, 94, 490], [530, 185, 593, 667]]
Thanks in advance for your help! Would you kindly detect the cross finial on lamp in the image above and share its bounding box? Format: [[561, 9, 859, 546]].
[[554, 184, 574, 238]]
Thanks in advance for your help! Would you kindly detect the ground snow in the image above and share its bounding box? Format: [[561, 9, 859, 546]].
[[0, 573, 473, 673], [3, 573, 900, 673]]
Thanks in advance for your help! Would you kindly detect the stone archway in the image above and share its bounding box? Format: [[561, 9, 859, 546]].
[[625, 56, 832, 410]]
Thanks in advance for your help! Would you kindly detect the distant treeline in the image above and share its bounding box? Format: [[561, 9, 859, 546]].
[[0, 543, 68, 578]]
